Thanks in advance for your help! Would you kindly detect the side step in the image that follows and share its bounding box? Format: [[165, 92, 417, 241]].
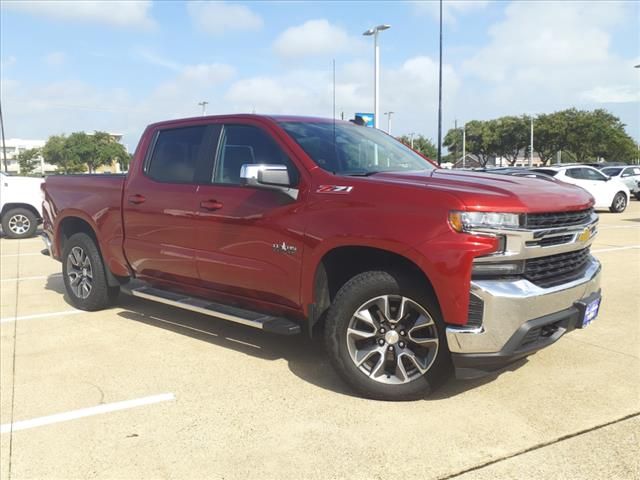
[[122, 284, 301, 335]]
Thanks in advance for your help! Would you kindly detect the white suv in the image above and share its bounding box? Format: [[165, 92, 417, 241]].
[[532, 165, 630, 213], [601, 165, 640, 200]]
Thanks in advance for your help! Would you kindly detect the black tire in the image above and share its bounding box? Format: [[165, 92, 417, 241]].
[[324, 270, 451, 401], [1, 208, 38, 239], [635, 192, 640, 201], [609, 192, 627, 213], [62, 232, 119, 311]]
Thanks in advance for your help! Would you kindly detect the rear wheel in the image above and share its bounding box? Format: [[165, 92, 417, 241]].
[[62, 233, 119, 311], [324, 271, 450, 401], [609, 192, 627, 213], [2, 208, 38, 239]]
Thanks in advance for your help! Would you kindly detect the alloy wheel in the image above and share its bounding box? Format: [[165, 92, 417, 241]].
[[346, 295, 439, 385], [8, 214, 30, 235], [66, 246, 93, 299]]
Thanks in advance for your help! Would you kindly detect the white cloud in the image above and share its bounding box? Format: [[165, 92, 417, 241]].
[[134, 47, 182, 71], [1, 56, 17, 69], [187, 1, 263, 35], [411, 0, 490, 23], [4, 1, 155, 29], [44, 51, 67, 67], [273, 19, 361, 59], [456, 0, 639, 125], [581, 86, 640, 104]]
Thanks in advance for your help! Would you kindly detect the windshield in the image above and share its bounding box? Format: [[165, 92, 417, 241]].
[[279, 121, 434, 175], [601, 167, 622, 176], [531, 169, 559, 177]]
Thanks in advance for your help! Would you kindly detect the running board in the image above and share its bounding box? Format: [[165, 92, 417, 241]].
[[123, 284, 301, 335]]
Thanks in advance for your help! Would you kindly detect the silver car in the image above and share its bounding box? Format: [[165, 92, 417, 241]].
[[602, 166, 640, 200]]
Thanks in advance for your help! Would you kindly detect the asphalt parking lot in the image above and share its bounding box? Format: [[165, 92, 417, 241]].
[[1, 204, 639, 480]]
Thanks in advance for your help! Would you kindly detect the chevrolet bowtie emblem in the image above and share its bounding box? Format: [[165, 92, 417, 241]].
[[578, 228, 591, 242]]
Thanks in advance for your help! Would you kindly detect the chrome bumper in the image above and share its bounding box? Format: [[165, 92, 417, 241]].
[[446, 256, 601, 354]]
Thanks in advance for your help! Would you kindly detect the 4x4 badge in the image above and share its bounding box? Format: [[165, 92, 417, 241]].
[[273, 242, 297, 255]]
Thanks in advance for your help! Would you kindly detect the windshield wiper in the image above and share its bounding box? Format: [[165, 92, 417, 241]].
[[341, 170, 383, 176]]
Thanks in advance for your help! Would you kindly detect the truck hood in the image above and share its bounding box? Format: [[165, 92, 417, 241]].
[[368, 169, 594, 213]]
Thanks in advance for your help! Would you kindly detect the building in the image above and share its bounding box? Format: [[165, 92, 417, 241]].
[[0, 138, 51, 175]]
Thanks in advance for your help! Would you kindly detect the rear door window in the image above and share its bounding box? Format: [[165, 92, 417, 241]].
[[146, 126, 208, 183]]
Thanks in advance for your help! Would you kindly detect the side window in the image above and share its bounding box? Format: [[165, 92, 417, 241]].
[[565, 168, 582, 179], [214, 125, 299, 186], [583, 168, 606, 181], [623, 167, 640, 177], [147, 126, 207, 183]]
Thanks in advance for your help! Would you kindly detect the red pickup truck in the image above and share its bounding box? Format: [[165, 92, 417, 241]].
[[42, 115, 602, 400]]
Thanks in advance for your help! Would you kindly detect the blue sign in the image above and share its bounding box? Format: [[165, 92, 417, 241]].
[[355, 113, 375, 127]]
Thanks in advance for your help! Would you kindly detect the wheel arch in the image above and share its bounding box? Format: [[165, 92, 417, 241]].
[[1, 203, 42, 221], [308, 245, 439, 336], [56, 214, 123, 287]]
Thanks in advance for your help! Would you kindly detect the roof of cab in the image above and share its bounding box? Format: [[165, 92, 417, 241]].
[[146, 114, 347, 130]]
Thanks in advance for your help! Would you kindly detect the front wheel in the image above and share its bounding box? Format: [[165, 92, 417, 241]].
[[609, 192, 627, 213], [324, 271, 450, 401], [62, 233, 119, 311]]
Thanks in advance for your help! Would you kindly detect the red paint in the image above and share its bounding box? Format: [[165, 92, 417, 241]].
[[42, 115, 594, 327]]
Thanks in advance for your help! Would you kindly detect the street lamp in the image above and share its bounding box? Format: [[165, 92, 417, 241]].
[[198, 101, 208, 116], [363, 24, 391, 129], [384, 111, 395, 134]]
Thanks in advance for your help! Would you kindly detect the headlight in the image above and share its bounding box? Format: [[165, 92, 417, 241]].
[[472, 261, 524, 276], [449, 211, 520, 232]]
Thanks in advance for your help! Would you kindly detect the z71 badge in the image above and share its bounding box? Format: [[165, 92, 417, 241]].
[[317, 185, 353, 194]]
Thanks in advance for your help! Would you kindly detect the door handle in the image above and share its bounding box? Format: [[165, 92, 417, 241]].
[[200, 200, 223, 211], [128, 194, 146, 205]]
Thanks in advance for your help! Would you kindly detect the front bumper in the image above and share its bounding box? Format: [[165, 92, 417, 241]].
[[446, 256, 601, 379]]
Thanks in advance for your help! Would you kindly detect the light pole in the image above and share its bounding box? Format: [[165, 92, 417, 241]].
[[462, 124, 466, 169], [408, 132, 416, 149], [529, 116, 534, 167], [384, 111, 394, 134], [437, 0, 443, 166], [363, 24, 391, 129], [198, 101, 209, 116]]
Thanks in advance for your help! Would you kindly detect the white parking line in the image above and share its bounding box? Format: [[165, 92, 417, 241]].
[[592, 245, 640, 253], [1, 253, 45, 258], [598, 225, 640, 229], [1, 393, 175, 434], [1, 274, 62, 283], [0, 310, 82, 324]]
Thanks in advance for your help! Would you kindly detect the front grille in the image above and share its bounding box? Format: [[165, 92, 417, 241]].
[[524, 208, 593, 229], [467, 293, 484, 328], [525, 247, 591, 288], [526, 234, 575, 248]]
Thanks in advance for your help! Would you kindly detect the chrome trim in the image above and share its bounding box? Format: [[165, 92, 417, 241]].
[[471, 213, 598, 262], [446, 256, 601, 354]]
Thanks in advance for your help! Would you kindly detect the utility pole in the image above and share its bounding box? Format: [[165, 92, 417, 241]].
[[384, 111, 394, 134], [409, 132, 416, 149], [0, 101, 7, 172], [198, 101, 209, 116], [462, 124, 466, 169], [436, 0, 443, 166]]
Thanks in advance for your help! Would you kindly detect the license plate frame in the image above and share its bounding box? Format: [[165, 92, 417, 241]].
[[574, 291, 601, 329]]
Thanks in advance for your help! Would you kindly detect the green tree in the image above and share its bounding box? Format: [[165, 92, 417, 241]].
[[91, 131, 129, 172], [533, 111, 569, 166], [463, 120, 494, 167], [397, 134, 437, 159], [16, 148, 41, 175], [491, 116, 529, 166], [42, 134, 85, 173], [443, 127, 464, 160]]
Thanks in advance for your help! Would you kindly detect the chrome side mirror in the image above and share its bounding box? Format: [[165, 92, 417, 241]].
[[240, 164, 298, 199]]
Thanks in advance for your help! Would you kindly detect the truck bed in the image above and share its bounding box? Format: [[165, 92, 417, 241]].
[[42, 173, 130, 276]]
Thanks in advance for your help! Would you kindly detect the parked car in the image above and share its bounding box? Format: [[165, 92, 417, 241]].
[[42, 115, 602, 400], [531, 165, 630, 213], [0, 172, 43, 238], [601, 165, 640, 200], [484, 167, 558, 181]]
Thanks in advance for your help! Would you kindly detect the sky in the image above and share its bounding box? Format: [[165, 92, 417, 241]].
[[1, 0, 639, 150]]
